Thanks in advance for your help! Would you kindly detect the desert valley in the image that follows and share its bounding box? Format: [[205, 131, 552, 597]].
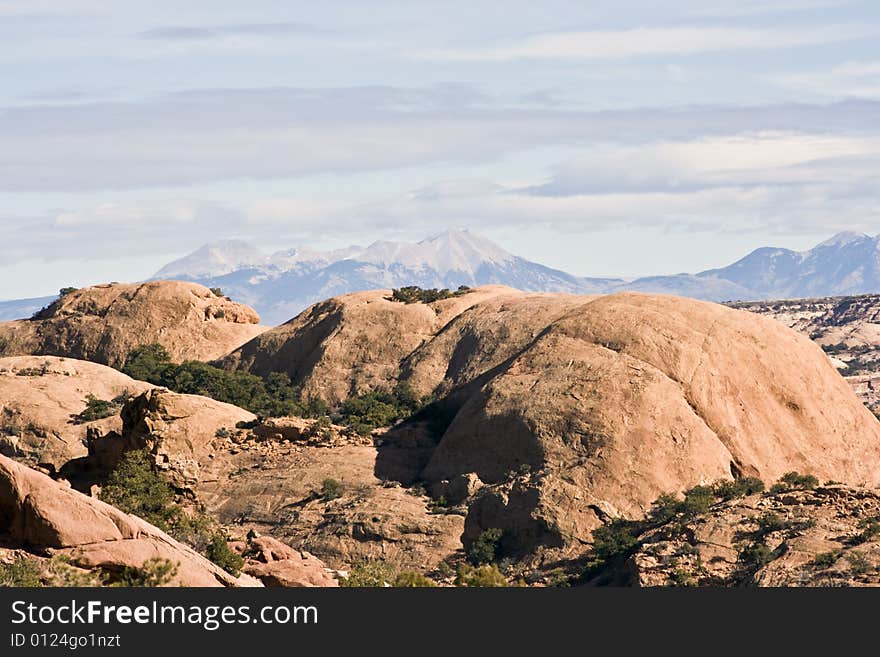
[[3, 269, 880, 587]]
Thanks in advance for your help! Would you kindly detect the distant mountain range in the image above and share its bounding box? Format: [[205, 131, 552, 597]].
[[151, 229, 622, 325], [3, 229, 880, 326]]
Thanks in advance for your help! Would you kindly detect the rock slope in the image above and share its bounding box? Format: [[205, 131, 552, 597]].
[[0, 454, 258, 587], [219, 285, 523, 403], [0, 356, 152, 469], [616, 483, 880, 587], [0, 281, 266, 368], [729, 294, 880, 410], [225, 288, 880, 561]]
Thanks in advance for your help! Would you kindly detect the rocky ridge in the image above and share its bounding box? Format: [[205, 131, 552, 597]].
[[0, 281, 266, 368]]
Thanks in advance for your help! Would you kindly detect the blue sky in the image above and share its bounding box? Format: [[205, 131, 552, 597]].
[[1, 0, 879, 297]]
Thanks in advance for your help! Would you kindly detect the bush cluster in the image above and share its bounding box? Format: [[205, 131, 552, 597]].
[[121, 344, 328, 419], [122, 345, 433, 433], [454, 564, 509, 587], [389, 285, 471, 304], [340, 561, 438, 587], [100, 449, 243, 575], [72, 393, 130, 424], [769, 472, 819, 494], [467, 528, 504, 565], [338, 382, 427, 435]]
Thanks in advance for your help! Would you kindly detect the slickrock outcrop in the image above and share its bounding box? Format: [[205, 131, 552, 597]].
[[218, 286, 520, 404], [0, 454, 259, 587], [730, 295, 880, 409], [0, 356, 152, 469], [241, 534, 338, 587], [89, 388, 256, 488], [0, 281, 266, 368], [227, 287, 880, 560], [429, 293, 880, 556]]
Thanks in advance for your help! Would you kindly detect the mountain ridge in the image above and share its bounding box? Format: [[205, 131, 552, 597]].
[[3, 228, 880, 325]]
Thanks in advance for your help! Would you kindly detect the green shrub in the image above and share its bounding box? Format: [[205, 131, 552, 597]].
[[591, 520, 640, 560], [167, 510, 213, 549], [739, 542, 773, 566], [121, 344, 174, 382], [771, 472, 819, 493], [72, 394, 121, 424], [680, 485, 715, 517], [340, 561, 396, 587], [846, 552, 873, 575], [209, 287, 224, 297], [812, 551, 841, 569], [648, 493, 683, 525], [393, 572, 437, 587], [122, 344, 427, 431], [205, 533, 244, 576], [669, 567, 698, 587], [121, 345, 328, 419], [855, 517, 880, 544], [389, 286, 471, 304], [467, 528, 504, 565], [16, 365, 48, 377], [320, 478, 344, 501], [116, 558, 178, 587], [647, 485, 718, 527], [1, 424, 22, 437], [712, 477, 765, 501], [544, 569, 571, 588], [755, 511, 788, 534], [455, 564, 508, 587], [100, 450, 176, 530], [429, 495, 448, 512], [59, 287, 78, 297], [0, 556, 43, 587], [337, 382, 426, 435], [46, 556, 103, 587]]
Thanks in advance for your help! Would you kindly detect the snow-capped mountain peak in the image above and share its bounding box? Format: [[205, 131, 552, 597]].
[[347, 228, 514, 274], [814, 231, 872, 249], [148, 229, 609, 325], [155, 240, 267, 279]]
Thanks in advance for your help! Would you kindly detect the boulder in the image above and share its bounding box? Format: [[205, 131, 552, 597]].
[[0, 281, 266, 368], [0, 454, 259, 587], [0, 356, 152, 469]]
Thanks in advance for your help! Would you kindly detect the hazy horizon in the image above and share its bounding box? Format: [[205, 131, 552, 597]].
[[2, 1, 879, 298]]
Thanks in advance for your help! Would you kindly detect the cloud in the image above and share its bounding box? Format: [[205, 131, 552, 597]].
[[139, 22, 322, 41], [5, 127, 880, 267], [771, 61, 880, 98], [1, 86, 879, 192], [691, 0, 856, 18], [0, 200, 245, 265], [417, 24, 878, 62], [531, 134, 880, 195]]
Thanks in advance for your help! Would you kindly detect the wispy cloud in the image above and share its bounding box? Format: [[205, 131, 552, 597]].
[[771, 61, 880, 98], [139, 22, 322, 41], [417, 24, 878, 61], [692, 0, 856, 18], [6, 128, 880, 266], [1, 87, 878, 192]]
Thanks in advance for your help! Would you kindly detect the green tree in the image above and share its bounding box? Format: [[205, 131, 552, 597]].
[[100, 450, 176, 530], [116, 558, 178, 587], [455, 564, 508, 587], [467, 528, 504, 565]]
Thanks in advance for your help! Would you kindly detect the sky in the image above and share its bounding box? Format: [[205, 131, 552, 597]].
[[1, 0, 879, 298]]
